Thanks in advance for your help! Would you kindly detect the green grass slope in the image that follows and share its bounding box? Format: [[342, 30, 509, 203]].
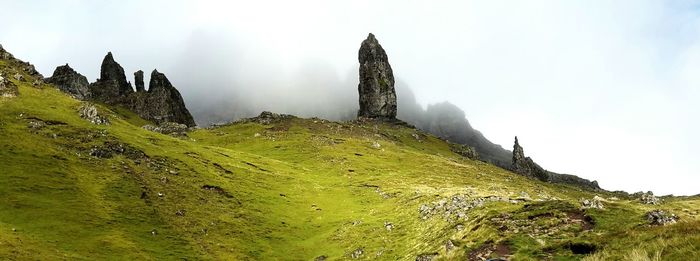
[[1, 58, 699, 260]]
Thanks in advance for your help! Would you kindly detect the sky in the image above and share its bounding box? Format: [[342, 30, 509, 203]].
[[1, 0, 699, 195]]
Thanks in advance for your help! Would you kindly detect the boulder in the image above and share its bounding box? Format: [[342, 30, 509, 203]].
[[357, 33, 397, 119], [45, 64, 90, 99]]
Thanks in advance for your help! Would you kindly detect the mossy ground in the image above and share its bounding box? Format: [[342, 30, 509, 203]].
[[1, 59, 699, 260]]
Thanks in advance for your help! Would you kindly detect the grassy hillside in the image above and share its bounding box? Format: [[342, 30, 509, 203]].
[[1, 57, 699, 260]]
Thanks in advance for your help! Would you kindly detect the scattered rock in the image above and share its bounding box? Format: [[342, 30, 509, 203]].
[[371, 141, 381, 149], [357, 33, 397, 119], [351, 248, 364, 259], [89, 141, 146, 160], [13, 73, 24, 81], [419, 194, 501, 221], [242, 111, 295, 125], [175, 209, 186, 216], [415, 253, 438, 261], [314, 255, 327, 261], [151, 229, 157, 236], [78, 103, 109, 125], [646, 210, 678, 225], [45, 64, 90, 99]]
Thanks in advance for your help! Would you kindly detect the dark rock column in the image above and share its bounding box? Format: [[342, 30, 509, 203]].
[[134, 70, 145, 92], [357, 33, 397, 119]]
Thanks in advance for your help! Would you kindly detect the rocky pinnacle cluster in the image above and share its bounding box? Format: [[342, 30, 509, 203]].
[[45, 52, 195, 127]]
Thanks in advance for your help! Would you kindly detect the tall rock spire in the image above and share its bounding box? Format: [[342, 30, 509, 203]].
[[134, 70, 145, 92], [89, 52, 133, 104], [357, 33, 397, 119]]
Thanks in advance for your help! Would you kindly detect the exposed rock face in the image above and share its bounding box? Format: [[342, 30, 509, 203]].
[[129, 70, 195, 126], [134, 70, 145, 92], [512, 136, 601, 190], [89, 52, 134, 104], [45, 64, 90, 99], [357, 33, 397, 119]]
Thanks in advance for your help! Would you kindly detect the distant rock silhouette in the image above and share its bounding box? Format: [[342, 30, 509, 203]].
[[357, 33, 397, 119], [511, 136, 600, 190]]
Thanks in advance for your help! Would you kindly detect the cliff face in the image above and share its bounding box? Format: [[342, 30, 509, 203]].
[[357, 33, 397, 119], [46, 52, 196, 127]]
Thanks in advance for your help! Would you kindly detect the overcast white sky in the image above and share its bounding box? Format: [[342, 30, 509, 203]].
[[2, 0, 699, 195]]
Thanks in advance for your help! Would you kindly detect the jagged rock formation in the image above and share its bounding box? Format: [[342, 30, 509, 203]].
[[512, 136, 550, 181], [512, 136, 600, 190], [45, 64, 90, 99], [88, 52, 133, 104], [357, 33, 397, 119], [129, 70, 195, 126], [646, 210, 678, 225], [46, 52, 196, 127]]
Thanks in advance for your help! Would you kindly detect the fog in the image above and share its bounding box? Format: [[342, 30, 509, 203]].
[[2, 0, 699, 195]]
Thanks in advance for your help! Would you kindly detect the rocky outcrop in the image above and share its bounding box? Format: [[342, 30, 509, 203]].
[[0, 44, 13, 60], [134, 70, 145, 92], [143, 122, 190, 136], [512, 136, 550, 182], [639, 191, 662, 205], [78, 103, 109, 125], [128, 70, 195, 126], [0, 72, 19, 97], [357, 33, 397, 119], [512, 137, 600, 190], [45, 64, 90, 99], [45, 52, 196, 127], [88, 52, 133, 104]]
